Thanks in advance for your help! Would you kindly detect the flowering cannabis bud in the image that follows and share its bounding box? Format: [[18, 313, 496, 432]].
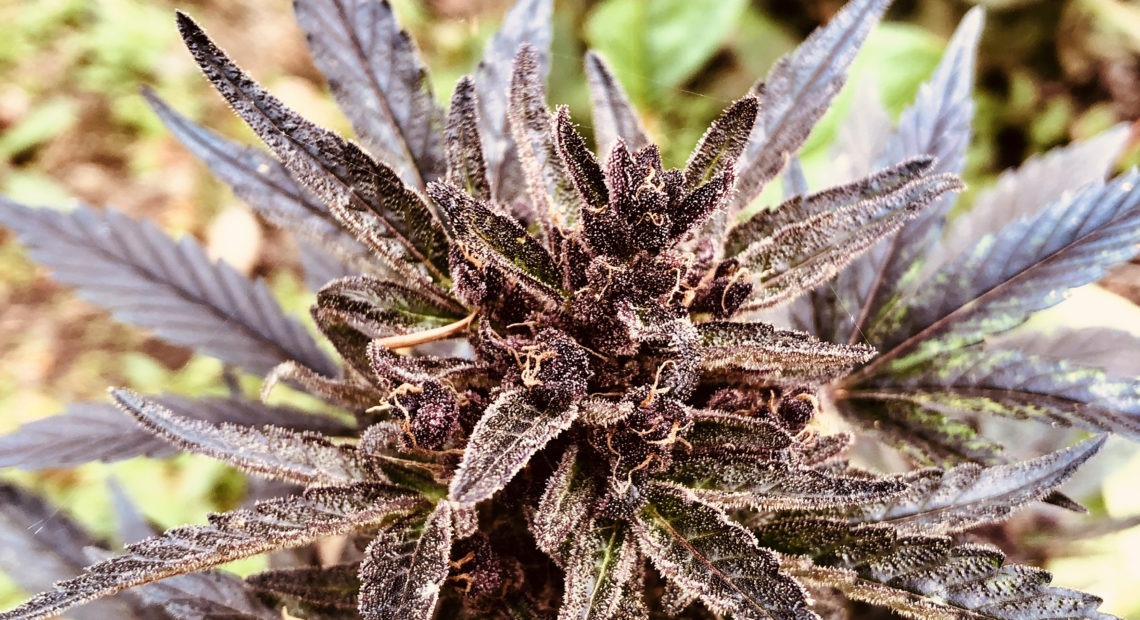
[[0, 0, 1137, 618]]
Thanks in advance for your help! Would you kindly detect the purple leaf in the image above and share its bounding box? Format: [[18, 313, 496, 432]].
[[0, 201, 336, 377], [294, 0, 446, 190], [0, 395, 350, 470], [0, 484, 421, 620], [474, 0, 553, 205], [585, 50, 650, 159]]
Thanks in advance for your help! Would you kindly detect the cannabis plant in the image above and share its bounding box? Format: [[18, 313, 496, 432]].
[[1, 0, 1138, 617]]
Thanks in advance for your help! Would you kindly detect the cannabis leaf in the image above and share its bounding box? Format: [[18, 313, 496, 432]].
[[0, 395, 350, 470], [247, 564, 361, 614], [634, 483, 813, 619], [131, 569, 279, 620], [0, 201, 334, 377], [177, 12, 451, 286], [729, 0, 891, 218], [0, 485, 421, 620], [849, 349, 1140, 440], [0, 0, 1133, 617], [449, 390, 579, 504], [832, 7, 983, 345], [474, 0, 552, 205], [842, 437, 1105, 535], [144, 89, 378, 281], [864, 171, 1140, 362], [930, 124, 1131, 278], [294, 0, 446, 191], [444, 76, 492, 202], [778, 534, 1115, 620], [0, 484, 133, 620], [357, 501, 453, 619], [698, 321, 875, 384], [664, 455, 906, 511], [729, 159, 963, 310], [560, 523, 645, 620], [112, 389, 377, 486], [585, 50, 650, 159], [510, 44, 583, 235]]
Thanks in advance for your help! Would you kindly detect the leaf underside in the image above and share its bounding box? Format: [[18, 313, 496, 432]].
[[0, 484, 420, 620], [0, 200, 335, 377]]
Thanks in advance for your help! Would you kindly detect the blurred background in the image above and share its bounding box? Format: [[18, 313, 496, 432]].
[[1, 0, 1139, 616]]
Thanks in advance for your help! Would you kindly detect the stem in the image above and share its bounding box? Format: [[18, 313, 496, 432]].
[[374, 313, 477, 349]]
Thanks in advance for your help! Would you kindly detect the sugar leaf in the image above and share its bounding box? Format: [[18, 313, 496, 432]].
[[247, 564, 361, 613], [0, 484, 133, 620], [633, 483, 813, 619], [663, 455, 906, 512], [510, 44, 582, 235], [430, 181, 563, 304], [177, 12, 450, 285], [474, 0, 552, 205], [559, 523, 644, 620], [729, 0, 891, 218], [698, 321, 876, 384], [357, 502, 453, 620], [449, 390, 578, 504], [444, 76, 492, 202], [0, 396, 349, 471]]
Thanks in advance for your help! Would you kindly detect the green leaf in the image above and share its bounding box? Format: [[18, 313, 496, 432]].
[[633, 483, 813, 619], [429, 181, 563, 303], [559, 523, 645, 620]]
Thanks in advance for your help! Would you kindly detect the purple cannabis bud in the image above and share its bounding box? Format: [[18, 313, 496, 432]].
[[0, 0, 1135, 619]]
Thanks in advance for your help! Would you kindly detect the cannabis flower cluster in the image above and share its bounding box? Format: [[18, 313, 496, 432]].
[[1, 0, 1138, 618]]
